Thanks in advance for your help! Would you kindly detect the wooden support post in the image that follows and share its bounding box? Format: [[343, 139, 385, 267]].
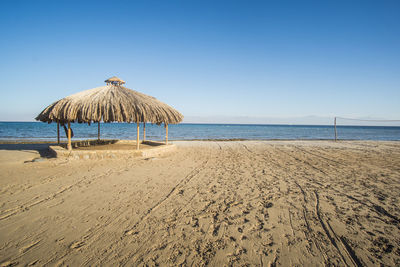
[[143, 122, 146, 142], [98, 121, 100, 141], [67, 121, 72, 150], [334, 117, 337, 142], [136, 123, 140, 150], [165, 124, 168, 145], [57, 122, 60, 144]]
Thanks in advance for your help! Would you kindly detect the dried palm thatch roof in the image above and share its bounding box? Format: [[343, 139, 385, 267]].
[[105, 76, 125, 85], [35, 80, 183, 125]]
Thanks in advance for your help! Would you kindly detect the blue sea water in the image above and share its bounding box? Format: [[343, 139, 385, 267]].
[[0, 122, 399, 141]]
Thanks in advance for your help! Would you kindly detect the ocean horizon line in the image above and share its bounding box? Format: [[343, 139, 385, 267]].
[[1, 121, 400, 128]]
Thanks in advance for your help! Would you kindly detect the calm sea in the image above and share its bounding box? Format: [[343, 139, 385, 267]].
[[0, 122, 399, 141]]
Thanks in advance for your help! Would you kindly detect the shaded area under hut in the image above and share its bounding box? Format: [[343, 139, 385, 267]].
[[36, 77, 183, 150]]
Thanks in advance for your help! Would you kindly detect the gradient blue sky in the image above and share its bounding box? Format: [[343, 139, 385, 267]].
[[0, 0, 399, 123]]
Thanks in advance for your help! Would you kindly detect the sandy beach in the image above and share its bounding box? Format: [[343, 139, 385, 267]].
[[0, 140, 399, 266]]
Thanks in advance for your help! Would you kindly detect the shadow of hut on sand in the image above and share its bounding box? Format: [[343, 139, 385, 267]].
[[0, 143, 57, 158]]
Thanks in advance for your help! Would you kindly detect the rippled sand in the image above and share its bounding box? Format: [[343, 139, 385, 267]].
[[0, 140, 399, 266]]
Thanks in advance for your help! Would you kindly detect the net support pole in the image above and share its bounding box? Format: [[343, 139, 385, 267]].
[[334, 117, 337, 142], [98, 122, 100, 141], [143, 122, 146, 142], [165, 123, 168, 145], [67, 121, 72, 151], [136, 123, 140, 150], [57, 122, 60, 144]]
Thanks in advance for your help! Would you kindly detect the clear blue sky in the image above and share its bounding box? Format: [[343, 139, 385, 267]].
[[0, 0, 399, 123]]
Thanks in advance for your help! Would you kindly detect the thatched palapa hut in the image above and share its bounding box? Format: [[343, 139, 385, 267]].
[[36, 77, 183, 150]]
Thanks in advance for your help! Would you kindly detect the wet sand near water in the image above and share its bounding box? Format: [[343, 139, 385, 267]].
[[0, 140, 399, 266]]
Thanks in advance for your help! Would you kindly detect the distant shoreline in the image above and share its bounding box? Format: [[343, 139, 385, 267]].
[[1, 121, 400, 127]]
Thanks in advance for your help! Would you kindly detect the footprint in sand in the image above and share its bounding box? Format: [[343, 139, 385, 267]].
[[70, 241, 85, 249]]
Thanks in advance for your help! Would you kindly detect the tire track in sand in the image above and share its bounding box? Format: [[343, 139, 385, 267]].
[[109, 148, 215, 266]]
